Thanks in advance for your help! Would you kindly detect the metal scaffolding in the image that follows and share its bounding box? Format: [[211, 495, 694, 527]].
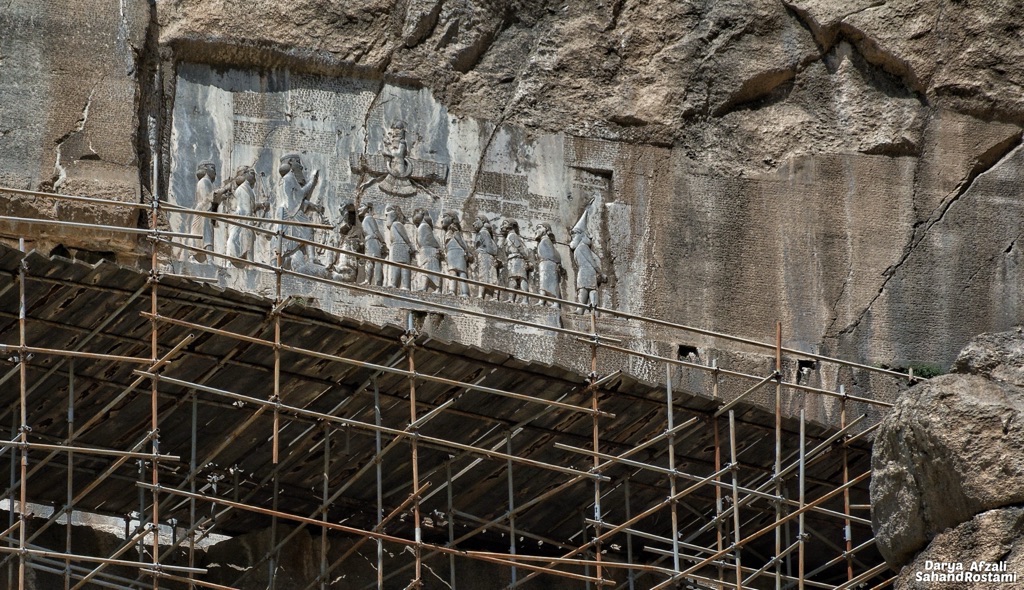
[[0, 186, 903, 589]]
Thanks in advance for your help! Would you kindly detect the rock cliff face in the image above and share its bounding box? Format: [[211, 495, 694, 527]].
[[3, 0, 1023, 385], [872, 329, 1024, 585]]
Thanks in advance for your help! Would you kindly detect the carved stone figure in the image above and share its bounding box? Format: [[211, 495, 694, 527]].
[[441, 211, 473, 297], [380, 121, 415, 196], [569, 206, 605, 313], [358, 203, 387, 286], [412, 208, 442, 293], [533, 222, 562, 306], [499, 219, 530, 303], [472, 214, 501, 300], [190, 161, 220, 263], [276, 153, 323, 270], [225, 165, 266, 266], [328, 202, 363, 283], [348, 121, 448, 199], [385, 204, 414, 289]]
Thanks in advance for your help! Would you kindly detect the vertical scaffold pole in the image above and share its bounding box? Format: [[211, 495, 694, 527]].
[[320, 424, 330, 590], [799, 409, 806, 590], [506, 430, 517, 586], [446, 461, 456, 590], [17, 237, 27, 590], [150, 189, 161, 590], [665, 363, 680, 574], [7, 410, 13, 590], [712, 358, 723, 590], [590, 310, 603, 586], [374, 377, 384, 590], [270, 220, 284, 590], [728, 410, 741, 590], [406, 311, 422, 589], [624, 478, 635, 590], [189, 391, 197, 590], [65, 360, 74, 590], [841, 385, 852, 583], [774, 321, 782, 590]]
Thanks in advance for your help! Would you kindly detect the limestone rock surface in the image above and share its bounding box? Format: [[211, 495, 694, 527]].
[[0, 0, 149, 252], [872, 331, 1024, 567], [895, 507, 1024, 590], [150, 0, 1024, 375]]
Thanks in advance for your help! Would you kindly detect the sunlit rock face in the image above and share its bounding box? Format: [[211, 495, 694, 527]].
[[6, 0, 1024, 416]]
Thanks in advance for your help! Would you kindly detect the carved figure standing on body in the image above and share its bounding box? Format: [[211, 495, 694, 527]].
[[328, 202, 363, 283], [358, 203, 388, 286], [440, 212, 474, 297], [385, 204, 414, 289], [569, 205, 606, 313], [225, 165, 267, 266], [533, 223, 563, 306], [499, 219, 531, 303], [380, 121, 415, 196], [190, 161, 222, 263], [276, 153, 323, 270], [412, 208, 442, 293], [472, 214, 501, 300]]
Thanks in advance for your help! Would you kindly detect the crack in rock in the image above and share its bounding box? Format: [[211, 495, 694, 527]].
[[52, 80, 101, 192], [835, 133, 1024, 338]]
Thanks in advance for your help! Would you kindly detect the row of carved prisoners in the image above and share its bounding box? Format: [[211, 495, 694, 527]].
[[187, 154, 605, 310]]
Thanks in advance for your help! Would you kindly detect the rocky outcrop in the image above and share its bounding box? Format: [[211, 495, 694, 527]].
[[872, 329, 1024, 570], [0, 0, 149, 253], [147, 0, 1024, 375], [896, 507, 1024, 590], [3, 0, 1024, 389]]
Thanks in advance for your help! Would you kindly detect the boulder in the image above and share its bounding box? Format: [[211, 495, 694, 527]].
[[872, 331, 1024, 567], [895, 507, 1024, 590]]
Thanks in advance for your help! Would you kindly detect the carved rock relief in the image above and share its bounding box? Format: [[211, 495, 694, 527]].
[[167, 64, 624, 310]]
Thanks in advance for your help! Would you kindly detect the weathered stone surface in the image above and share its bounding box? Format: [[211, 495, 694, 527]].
[[953, 328, 1024, 388], [3, 0, 1024, 411], [0, 0, 148, 252], [895, 507, 1024, 590], [146, 0, 1024, 381], [872, 332, 1024, 568]]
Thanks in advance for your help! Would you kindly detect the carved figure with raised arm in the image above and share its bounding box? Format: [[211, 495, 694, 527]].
[[276, 153, 323, 270]]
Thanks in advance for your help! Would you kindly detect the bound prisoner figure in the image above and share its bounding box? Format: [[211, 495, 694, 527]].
[[225, 165, 267, 266], [441, 211, 473, 297], [276, 153, 323, 270], [358, 202, 388, 286], [328, 202, 363, 283], [385, 204, 414, 289], [533, 222, 562, 306], [499, 219, 530, 303], [412, 208, 442, 293], [569, 207, 605, 313], [472, 214, 501, 300], [191, 160, 222, 263]]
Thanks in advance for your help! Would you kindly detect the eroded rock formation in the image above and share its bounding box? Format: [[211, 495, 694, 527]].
[[2, 0, 1024, 392], [872, 328, 1024, 578]]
